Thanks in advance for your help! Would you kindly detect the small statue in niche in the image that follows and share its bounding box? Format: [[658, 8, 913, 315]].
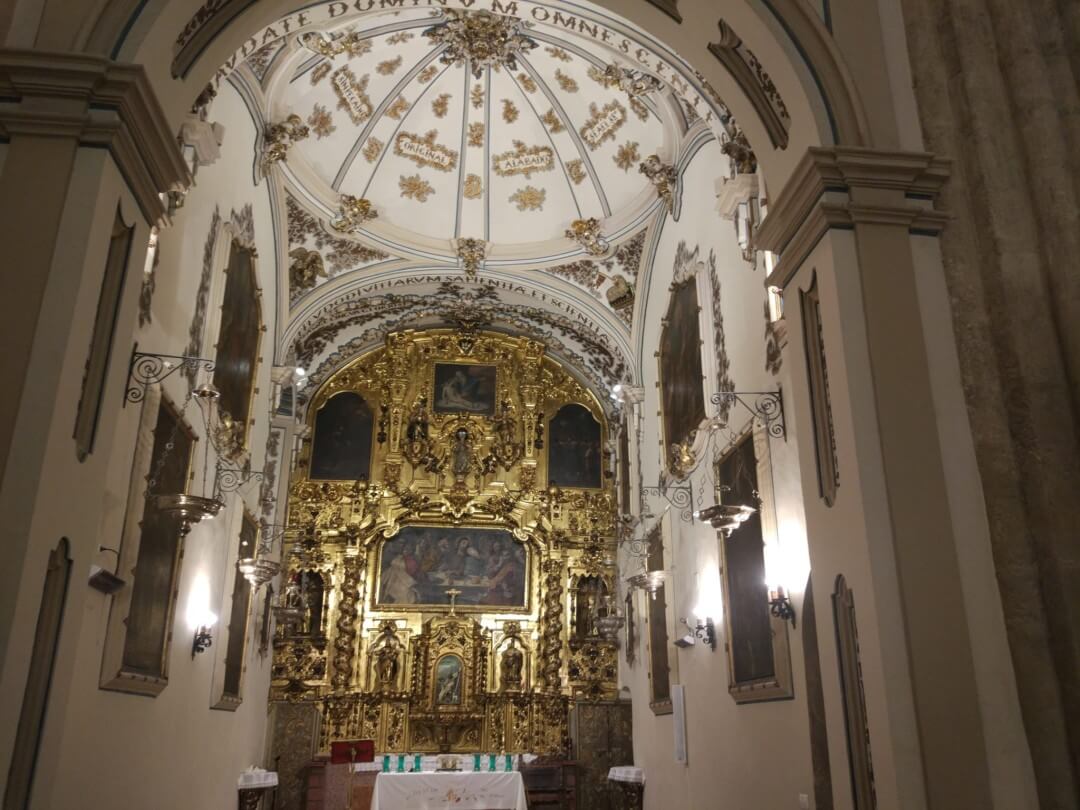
[[404, 396, 433, 466], [574, 576, 606, 639], [490, 400, 522, 468], [450, 426, 473, 480], [406, 396, 430, 443], [374, 641, 400, 691], [500, 639, 524, 692]]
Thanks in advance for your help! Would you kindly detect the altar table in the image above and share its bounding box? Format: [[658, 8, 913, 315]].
[[371, 771, 528, 810]]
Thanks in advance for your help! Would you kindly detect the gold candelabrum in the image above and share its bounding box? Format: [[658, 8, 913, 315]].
[[270, 330, 620, 755]]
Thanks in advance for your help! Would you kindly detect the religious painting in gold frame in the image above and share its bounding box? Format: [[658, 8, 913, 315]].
[[435, 654, 464, 705], [547, 403, 603, 489], [432, 362, 497, 416], [309, 391, 374, 481], [658, 276, 706, 476], [211, 239, 262, 453], [374, 525, 531, 612]]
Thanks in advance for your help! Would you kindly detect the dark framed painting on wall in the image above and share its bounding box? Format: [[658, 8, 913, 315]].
[[658, 278, 706, 465], [309, 391, 373, 480], [717, 427, 793, 702], [375, 525, 528, 611], [645, 526, 672, 714], [433, 363, 497, 415], [212, 240, 261, 450], [548, 403, 602, 489]]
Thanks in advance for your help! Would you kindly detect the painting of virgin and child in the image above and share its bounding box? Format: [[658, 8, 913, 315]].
[[376, 526, 528, 609]]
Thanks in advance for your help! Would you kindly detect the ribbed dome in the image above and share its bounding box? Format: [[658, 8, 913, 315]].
[[270, 8, 674, 254]]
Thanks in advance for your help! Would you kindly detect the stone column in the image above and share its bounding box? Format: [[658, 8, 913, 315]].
[[899, 2, 1080, 806]]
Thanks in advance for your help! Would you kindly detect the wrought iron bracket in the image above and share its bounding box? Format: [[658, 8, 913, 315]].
[[641, 482, 695, 524], [216, 466, 265, 495], [710, 389, 786, 440], [124, 344, 215, 406]]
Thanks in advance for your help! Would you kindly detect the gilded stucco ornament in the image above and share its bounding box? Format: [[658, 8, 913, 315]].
[[454, 237, 487, 279], [330, 195, 378, 234], [566, 218, 611, 258], [300, 31, 372, 58], [423, 10, 538, 79], [262, 114, 309, 170], [668, 435, 698, 480], [288, 247, 326, 294], [601, 63, 664, 97], [722, 130, 758, 175], [639, 154, 679, 212]]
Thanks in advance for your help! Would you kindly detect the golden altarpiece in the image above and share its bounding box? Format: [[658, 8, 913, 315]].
[[270, 329, 621, 761]]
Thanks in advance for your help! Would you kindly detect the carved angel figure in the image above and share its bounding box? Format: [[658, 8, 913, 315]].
[[288, 247, 327, 292]]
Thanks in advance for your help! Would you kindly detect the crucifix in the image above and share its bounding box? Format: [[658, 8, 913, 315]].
[[445, 588, 462, 615]]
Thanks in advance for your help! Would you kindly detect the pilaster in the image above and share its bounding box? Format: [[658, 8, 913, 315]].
[[757, 146, 1005, 810], [0, 48, 188, 698]]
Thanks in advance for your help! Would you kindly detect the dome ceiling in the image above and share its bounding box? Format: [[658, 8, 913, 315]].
[[227, 5, 746, 402], [267, 8, 674, 255]]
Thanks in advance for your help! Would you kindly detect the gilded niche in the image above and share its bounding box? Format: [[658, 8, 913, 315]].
[[272, 329, 619, 755]]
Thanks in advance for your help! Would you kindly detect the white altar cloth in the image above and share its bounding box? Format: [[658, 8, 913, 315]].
[[371, 771, 527, 810]]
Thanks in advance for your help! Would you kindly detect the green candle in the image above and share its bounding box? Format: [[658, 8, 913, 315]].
[[382, 755, 390, 773], [473, 754, 481, 771], [504, 754, 512, 772], [414, 754, 422, 772], [488, 754, 496, 772], [397, 754, 405, 773]]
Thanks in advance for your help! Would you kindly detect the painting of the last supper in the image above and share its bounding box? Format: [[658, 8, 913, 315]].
[[375, 526, 528, 610]]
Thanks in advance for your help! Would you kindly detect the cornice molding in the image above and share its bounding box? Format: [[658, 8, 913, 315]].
[[757, 147, 950, 289], [0, 49, 191, 225]]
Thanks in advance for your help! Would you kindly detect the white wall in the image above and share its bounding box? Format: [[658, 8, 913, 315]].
[[620, 138, 816, 809], [8, 81, 283, 810]]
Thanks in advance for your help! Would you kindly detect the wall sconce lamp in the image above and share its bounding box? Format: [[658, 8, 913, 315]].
[[768, 586, 797, 627], [675, 617, 717, 651], [192, 624, 215, 657], [187, 573, 218, 658]]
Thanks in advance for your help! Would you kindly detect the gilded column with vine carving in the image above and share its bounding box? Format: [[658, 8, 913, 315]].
[[539, 559, 565, 693], [331, 556, 363, 691]]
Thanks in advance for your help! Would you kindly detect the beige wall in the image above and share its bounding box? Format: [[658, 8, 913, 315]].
[[0, 81, 284, 809]]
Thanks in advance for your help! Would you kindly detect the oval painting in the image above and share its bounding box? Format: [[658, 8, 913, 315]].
[[435, 654, 463, 706]]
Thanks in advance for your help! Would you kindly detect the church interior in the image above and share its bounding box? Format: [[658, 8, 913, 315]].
[[1, 1, 1079, 809]]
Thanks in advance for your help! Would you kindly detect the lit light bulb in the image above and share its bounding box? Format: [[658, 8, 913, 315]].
[[185, 572, 217, 631]]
